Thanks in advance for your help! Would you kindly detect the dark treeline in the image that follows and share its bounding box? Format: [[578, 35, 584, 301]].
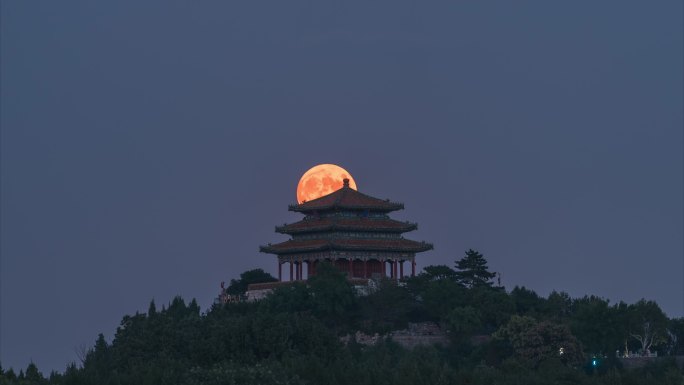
[[3, 250, 683, 384]]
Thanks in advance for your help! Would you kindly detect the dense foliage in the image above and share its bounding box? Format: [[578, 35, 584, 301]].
[[225, 268, 277, 297], [2, 251, 683, 385]]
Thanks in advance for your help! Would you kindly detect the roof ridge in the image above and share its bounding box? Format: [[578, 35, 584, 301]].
[[289, 184, 404, 212], [346, 187, 403, 206]]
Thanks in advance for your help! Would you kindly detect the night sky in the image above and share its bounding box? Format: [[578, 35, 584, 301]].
[[2, 1, 682, 373]]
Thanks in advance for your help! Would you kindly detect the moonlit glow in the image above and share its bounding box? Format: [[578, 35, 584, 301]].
[[296, 164, 357, 204]]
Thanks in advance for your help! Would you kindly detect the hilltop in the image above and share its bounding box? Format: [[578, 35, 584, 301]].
[[2, 251, 683, 385]]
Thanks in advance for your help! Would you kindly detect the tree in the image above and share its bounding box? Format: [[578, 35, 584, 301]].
[[469, 286, 514, 332], [185, 361, 301, 385], [261, 282, 312, 314], [420, 279, 467, 320], [4, 368, 17, 381], [445, 306, 481, 344], [226, 269, 278, 297], [628, 299, 668, 354], [307, 262, 356, 325], [493, 315, 537, 345], [494, 315, 584, 368], [403, 265, 456, 296], [24, 362, 46, 385], [510, 286, 544, 316], [666, 318, 684, 355], [422, 265, 457, 281], [570, 295, 624, 355], [82, 333, 111, 382], [543, 291, 572, 320], [358, 278, 418, 333], [454, 249, 496, 288], [148, 299, 157, 317]]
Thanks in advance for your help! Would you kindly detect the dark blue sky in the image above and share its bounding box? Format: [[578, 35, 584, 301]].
[[2, 1, 682, 373]]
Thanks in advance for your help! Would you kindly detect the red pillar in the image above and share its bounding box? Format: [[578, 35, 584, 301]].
[[278, 262, 282, 281], [363, 259, 368, 278], [348, 259, 353, 277], [400, 261, 404, 279], [411, 260, 416, 277], [382, 260, 386, 277], [299, 260, 303, 280], [393, 260, 398, 280], [289, 260, 293, 281]]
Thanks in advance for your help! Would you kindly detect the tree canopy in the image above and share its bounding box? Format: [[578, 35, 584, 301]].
[[225, 268, 278, 296], [2, 262, 682, 385], [454, 249, 497, 288]]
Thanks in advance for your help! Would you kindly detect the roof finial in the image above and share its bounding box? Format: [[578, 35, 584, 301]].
[[343, 178, 350, 187]]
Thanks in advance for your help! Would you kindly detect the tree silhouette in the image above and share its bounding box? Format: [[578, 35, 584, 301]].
[[628, 299, 668, 354], [226, 269, 277, 297], [454, 249, 496, 288], [4, 265, 681, 385]]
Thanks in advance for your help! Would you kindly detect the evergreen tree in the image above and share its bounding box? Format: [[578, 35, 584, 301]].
[[454, 249, 496, 288], [25, 362, 46, 384], [5, 368, 16, 381], [148, 299, 157, 316]]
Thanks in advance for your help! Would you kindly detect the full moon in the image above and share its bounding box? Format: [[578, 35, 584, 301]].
[[296, 164, 357, 203]]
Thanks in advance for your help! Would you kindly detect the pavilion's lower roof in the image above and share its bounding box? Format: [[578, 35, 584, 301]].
[[276, 217, 417, 234], [260, 238, 433, 255]]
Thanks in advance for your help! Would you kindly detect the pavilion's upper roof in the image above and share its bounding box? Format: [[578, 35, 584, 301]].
[[276, 217, 417, 234], [289, 179, 404, 213], [260, 238, 433, 255]]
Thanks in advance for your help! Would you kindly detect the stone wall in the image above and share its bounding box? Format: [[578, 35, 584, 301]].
[[390, 322, 450, 348], [341, 322, 450, 349]]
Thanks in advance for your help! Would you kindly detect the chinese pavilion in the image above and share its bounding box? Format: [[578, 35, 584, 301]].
[[260, 179, 433, 281]]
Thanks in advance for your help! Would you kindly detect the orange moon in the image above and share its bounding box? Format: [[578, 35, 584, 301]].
[[297, 164, 357, 203]]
